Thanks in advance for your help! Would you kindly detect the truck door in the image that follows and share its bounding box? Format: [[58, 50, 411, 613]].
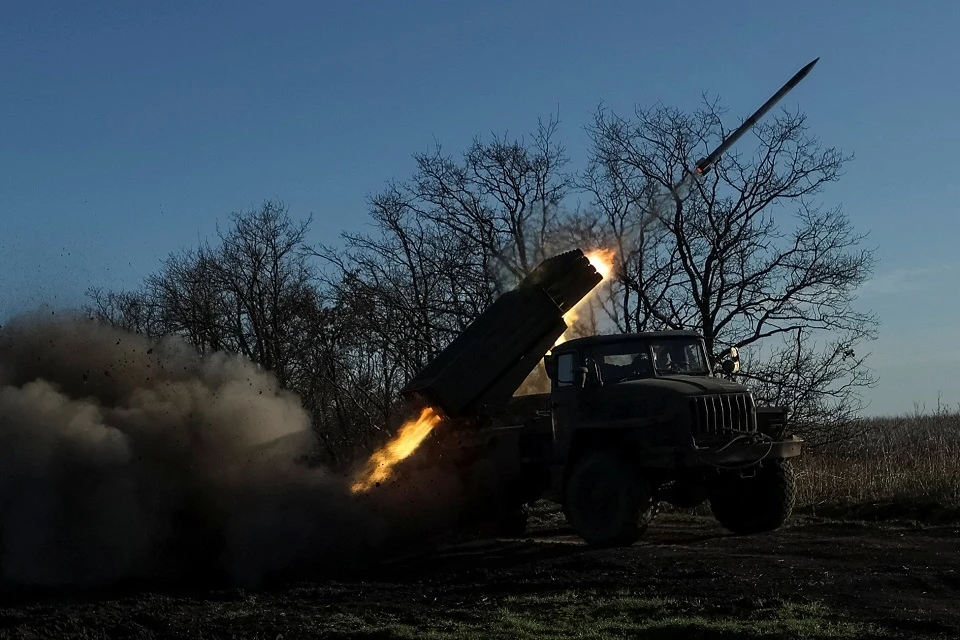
[[551, 351, 581, 464]]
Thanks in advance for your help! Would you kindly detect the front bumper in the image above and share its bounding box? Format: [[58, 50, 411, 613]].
[[693, 435, 803, 466], [632, 435, 804, 468]]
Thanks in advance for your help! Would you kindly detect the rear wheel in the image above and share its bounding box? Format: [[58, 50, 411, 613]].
[[709, 459, 796, 534], [563, 448, 654, 547]]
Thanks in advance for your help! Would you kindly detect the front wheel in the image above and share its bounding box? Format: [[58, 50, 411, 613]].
[[563, 448, 654, 547], [709, 459, 796, 535]]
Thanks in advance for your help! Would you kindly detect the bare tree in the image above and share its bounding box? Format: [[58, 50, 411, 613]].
[[86, 287, 161, 336], [84, 202, 368, 460], [398, 115, 574, 285], [583, 99, 878, 442], [209, 201, 317, 387], [294, 300, 404, 463], [314, 191, 499, 433], [144, 246, 231, 353], [313, 117, 579, 429]]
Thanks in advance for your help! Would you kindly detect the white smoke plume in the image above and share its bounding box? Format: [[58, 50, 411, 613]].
[[0, 312, 405, 588]]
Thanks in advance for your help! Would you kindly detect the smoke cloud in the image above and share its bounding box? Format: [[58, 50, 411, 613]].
[[0, 312, 465, 589]]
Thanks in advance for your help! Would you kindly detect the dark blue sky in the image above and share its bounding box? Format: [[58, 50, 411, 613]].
[[2, 1, 958, 414]]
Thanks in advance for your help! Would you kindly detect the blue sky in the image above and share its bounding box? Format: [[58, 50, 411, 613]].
[[2, 1, 958, 415]]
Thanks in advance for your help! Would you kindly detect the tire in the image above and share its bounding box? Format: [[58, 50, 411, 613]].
[[709, 459, 796, 535], [563, 447, 654, 547]]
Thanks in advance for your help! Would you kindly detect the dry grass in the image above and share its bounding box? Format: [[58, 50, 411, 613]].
[[325, 591, 870, 639], [795, 408, 960, 520]]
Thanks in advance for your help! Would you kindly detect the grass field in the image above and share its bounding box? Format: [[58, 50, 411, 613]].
[[315, 590, 869, 639], [794, 409, 960, 520]]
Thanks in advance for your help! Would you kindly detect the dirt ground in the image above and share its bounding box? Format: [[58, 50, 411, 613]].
[[1, 509, 959, 639]]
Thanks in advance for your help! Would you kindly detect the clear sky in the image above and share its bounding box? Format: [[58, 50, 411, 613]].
[[2, 1, 958, 416]]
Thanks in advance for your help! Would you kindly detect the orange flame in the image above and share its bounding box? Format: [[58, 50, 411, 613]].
[[585, 248, 616, 281], [350, 406, 443, 494], [554, 248, 617, 346]]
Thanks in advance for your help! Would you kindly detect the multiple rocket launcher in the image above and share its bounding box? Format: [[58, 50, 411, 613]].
[[400, 59, 820, 421], [400, 250, 603, 419]]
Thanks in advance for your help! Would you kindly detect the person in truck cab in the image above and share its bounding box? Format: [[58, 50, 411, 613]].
[[598, 350, 653, 383], [653, 342, 699, 374]]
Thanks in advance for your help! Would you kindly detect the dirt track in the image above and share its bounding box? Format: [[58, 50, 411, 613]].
[[1, 512, 958, 639]]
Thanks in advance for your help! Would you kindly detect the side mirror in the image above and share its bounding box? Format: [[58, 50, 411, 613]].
[[543, 354, 557, 380]]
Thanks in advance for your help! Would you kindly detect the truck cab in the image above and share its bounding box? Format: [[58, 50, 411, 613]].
[[544, 331, 781, 454], [544, 331, 797, 452]]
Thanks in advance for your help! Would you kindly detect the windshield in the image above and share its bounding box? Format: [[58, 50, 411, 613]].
[[586, 338, 710, 382]]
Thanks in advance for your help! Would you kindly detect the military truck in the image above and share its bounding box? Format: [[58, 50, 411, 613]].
[[398, 249, 803, 546]]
